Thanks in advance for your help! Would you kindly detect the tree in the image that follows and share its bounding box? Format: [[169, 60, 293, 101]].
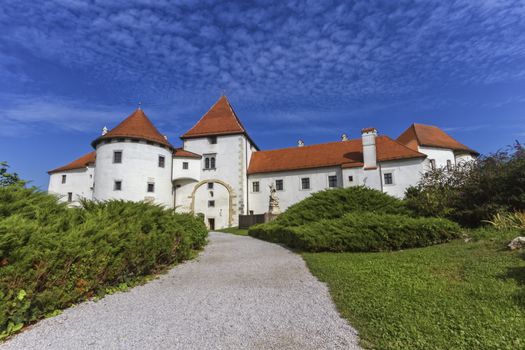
[[0, 162, 22, 187]]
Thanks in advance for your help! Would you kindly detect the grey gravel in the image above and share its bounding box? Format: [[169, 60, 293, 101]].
[[2, 232, 361, 350]]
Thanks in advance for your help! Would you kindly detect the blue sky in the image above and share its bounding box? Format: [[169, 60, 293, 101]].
[[1, 0, 524, 189]]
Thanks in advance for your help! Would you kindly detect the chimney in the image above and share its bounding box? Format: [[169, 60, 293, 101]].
[[102, 126, 108, 136], [341, 133, 348, 141], [297, 139, 304, 147], [361, 127, 377, 169]]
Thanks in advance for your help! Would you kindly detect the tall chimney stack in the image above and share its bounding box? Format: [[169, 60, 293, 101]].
[[361, 127, 377, 169]]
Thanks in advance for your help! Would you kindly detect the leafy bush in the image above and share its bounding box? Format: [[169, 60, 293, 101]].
[[406, 142, 525, 227], [484, 212, 525, 231], [0, 184, 207, 339], [250, 212, 460, 252], [273, 186, 409, 227]]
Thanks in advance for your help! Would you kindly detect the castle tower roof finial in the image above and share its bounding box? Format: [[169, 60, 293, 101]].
[[138, 101, 142, 110]]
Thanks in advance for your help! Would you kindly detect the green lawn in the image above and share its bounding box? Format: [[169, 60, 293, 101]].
[[302, 229, 525, 350], [216, 227, 249, 236]]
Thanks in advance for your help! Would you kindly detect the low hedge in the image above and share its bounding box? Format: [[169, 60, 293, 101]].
[[273, 186, 409, 227], [249, 212, 461, 252], [0, 185, 207, 339]]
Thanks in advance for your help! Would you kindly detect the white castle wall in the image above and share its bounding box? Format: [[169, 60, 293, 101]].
[[193, 181, 231, 229], [93, 140, 174, 207], [418, 146, 455, 170], [247, 166, 343, 214], [48, 166, 94, 206], [380, 158, 425, 198]]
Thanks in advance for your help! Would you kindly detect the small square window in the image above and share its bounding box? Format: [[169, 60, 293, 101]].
[[182, 162, 189, 170], [61, 175, 67, 184], [275, 179, 284, 191], [67, 192, 73, 202], [158, 155, 165, 168], [114, 180, 122, 191], [208, 136, 217, 144], [348, 175, 354, 182], [328, 175, 337, 188], [113, 151, 122, 163], [147, 183, 155, 193], [301, 178, 310, 190], [208, 182, 214, 189], [384, 173, 393, 185], [208, 200, 215, 207], [429, 159, 436, 170], [252, 181, 260, 192]]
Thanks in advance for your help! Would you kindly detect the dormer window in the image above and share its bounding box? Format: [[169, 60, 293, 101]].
[[208, 136, 217, 144]]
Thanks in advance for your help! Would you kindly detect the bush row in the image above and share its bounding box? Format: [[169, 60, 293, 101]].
[[249, 212, 461, 252], [0, 184, 207, 338]]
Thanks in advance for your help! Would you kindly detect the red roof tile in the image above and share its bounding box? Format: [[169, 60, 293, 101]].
[[173, 148, 202, 158], [48, 151, 96, 174], [247, 136, 426, 175], [91, 109, 173, 149], [182, 96, 257, 148], [397, 123, 478, 155]]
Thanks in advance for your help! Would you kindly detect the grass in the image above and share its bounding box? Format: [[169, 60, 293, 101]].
[[216, 227, 249, 236], [302, 229, 525, 350]]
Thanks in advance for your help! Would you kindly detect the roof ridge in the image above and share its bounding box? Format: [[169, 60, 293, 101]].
[[256, 137, 362, 153]]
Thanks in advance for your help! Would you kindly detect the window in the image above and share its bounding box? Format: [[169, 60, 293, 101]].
[[147, 183, 155, 193], [252, 181, 260, 192], [275, 179, 284, 191], [429, 159, 436, 170], [348, 175, 354, 182], [61, 175, 67, 184], [204, 154, 216, 169], [114, 180, 122, 191], [208, 200, 215, 207], [182, 162, 189, 170], [113, 150, 122, 163], [208, 182, 214, 189], [447, 159, 452, 171], [158, 155, 165, 168], [384, 173, 393, 185], [328, 175, 337, 188], [301, 177, 310, 190], [208, 136, 217, 144], [67, 192, 73, 202]]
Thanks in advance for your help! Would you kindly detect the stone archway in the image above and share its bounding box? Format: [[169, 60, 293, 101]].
[[189, 179, 236, 227]]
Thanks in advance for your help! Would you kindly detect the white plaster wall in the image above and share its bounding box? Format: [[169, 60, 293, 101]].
[[183, 134, 251, 225], [173, 179, 198, 212], [247, 167, 343, 214], [173, 157, 201, 181], [380, 158, 425, 198], [418, 146, 455, 170], [48, 166, 94, 206], [93, 140, 173, 207], [193, 182, 230, 229], [455, 153, 475, 165]]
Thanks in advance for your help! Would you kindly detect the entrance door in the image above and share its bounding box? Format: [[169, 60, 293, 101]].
[[208, 218, 215, 230]]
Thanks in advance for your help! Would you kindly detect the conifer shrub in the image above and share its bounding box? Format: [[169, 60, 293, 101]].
[[273, 186, 409, 227], [249, 212, 460, 252], [0, 184, 207, 339]]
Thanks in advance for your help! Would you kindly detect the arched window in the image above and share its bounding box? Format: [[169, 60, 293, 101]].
[[210, 157, 216, 169], [205, 157, 210, 169]]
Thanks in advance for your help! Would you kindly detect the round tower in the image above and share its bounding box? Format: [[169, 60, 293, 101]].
[[91, 109, 174, 207]]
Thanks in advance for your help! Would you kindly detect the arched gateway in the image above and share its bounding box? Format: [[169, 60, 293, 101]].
[[189, 179, 236, 229]]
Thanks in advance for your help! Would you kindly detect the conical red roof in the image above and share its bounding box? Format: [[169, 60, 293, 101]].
[[182, 96, 248, 138], [92, 109, 172, 149]]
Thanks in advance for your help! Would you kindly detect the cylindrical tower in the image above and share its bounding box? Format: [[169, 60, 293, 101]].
[[92, 109, 174, 207]]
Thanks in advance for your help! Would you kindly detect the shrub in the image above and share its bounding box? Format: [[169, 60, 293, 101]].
[[484, 212, 525, 231], [274, 186, 409, 227], [0, 184, 207, 339], [250, 212, 461, 252], [406, 142, 525, 227]]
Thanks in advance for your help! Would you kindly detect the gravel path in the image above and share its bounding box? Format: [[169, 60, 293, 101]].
[[2, 232, 361, 350]]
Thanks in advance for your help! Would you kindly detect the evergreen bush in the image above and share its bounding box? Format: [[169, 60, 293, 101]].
[[0, 183, 207, 339]]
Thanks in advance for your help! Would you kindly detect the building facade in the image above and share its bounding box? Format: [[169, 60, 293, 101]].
[[48, 96, 478, 229]]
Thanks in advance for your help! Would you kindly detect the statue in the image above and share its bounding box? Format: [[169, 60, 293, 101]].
[[268, 183, 280, 214]]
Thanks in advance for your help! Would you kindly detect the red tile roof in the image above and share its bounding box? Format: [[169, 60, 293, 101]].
[[397, 123, 478, 155], [91, 109, 173, 149], [182, 96, 258, 148], [173, 148, 202, 158], [247, 136, 426, 175], [48, 151, 96, 174]]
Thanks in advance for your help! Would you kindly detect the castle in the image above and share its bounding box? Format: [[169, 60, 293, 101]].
[[48, 96, 478, 229]]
